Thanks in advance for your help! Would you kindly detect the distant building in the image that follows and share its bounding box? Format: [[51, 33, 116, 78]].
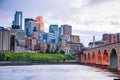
[[36, 16, 44, 32], [60, 24, 72, 35], [102, 33, 120, 44], [117, 33, 120, 42], [10, 34, 15, 51], [32, 27, 38, 40], [60, 35, 80, 54], [12, 25, 20, 29], [0, 27, 10, 52], [12, 11, 22, 29], [49, 25, 59, 43], [25, 28, 39, 51], [27, 21, 39, 36], [42, 32, 48, 42], [66, 42, 80, 54], [47, 33, 55, 43], [25, 36, 38, 51], [69, 35, 80, 43], [38, 42, 47, 53], [24, 18, 35, 35], [11, 29, 26, 46], [49, 43, 59, 53], [88, 40, 107, 48]]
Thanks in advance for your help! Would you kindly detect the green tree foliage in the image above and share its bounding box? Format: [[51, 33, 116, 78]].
[[60, 50, 65, 54], [0, 52, 5, 61]]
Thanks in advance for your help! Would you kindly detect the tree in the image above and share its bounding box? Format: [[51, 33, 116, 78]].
[[0, 53, 5, 61], [46, 44, 50, 53], [60, 50, 65, 54]]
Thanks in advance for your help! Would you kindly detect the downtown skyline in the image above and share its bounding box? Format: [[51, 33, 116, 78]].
[[0, 0, 120, 46]]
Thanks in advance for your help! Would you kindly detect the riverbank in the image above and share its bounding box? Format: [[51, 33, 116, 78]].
[[0, 61, 80, 66]]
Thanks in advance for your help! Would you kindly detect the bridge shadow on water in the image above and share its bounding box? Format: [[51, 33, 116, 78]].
[[81, 63, 120, 78]]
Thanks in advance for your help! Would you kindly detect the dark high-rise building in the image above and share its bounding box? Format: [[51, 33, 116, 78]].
[[12, 11, 22, 29], [10, 34, 15, 51], [24, 18, 35, 35], [12, 25, 20, 29], [61, 24, 72, 35], [49, 25, 59, 43]]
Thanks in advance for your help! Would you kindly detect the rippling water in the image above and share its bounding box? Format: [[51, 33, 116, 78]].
[[0, 65, 119, 80]]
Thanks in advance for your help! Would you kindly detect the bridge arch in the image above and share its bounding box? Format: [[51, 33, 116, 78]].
[[109, 49, 118, 71], [92, 52, 96, 64], [97, 51, 102, 64], [103, 50, 109, 65], [87, 53, 91, 63]]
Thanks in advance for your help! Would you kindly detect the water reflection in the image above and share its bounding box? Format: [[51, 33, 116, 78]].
[[0, 65, 119, 80]]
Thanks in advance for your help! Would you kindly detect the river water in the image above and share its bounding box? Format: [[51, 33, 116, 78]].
[[0, 65, 119, 80]]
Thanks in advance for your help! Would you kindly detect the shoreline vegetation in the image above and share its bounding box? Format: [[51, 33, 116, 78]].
[[0, 52, 77, 65]]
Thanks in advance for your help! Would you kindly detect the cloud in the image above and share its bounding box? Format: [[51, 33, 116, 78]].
[[0, 0, 120, 46], [87, 0, 107, 6], [0, 10, 13, 27]]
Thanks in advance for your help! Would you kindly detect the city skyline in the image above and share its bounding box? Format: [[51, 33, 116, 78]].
[[0, 0, 120, 46]]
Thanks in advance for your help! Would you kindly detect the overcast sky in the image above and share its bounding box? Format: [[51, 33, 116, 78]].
[[0, 0, 120, 46]]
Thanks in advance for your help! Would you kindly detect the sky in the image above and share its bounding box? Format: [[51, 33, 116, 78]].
[[0, 0, 120, 46]]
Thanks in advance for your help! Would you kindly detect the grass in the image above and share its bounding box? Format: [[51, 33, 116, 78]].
[[0, 52, 76, 62]]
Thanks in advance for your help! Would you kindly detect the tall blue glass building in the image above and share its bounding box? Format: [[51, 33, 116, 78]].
[[49, 25, 59, 43], [24, 18, 35, 35], [12, 11, 22, 29]]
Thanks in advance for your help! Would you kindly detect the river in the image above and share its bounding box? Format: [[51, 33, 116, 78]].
[[0, 65, 119, 80]]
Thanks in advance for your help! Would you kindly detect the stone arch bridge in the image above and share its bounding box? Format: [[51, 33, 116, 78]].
[[80, 42, 120, 71]]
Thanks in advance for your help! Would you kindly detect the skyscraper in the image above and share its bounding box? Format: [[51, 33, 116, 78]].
[[36, 16, 44, 32], [59, 24, 72, 43], [60, 24, 72, 35], [24, 18, 35, 35], [27, 21, 39, 36], [12, 11, 22, 29], [49, 25, 59, 43]]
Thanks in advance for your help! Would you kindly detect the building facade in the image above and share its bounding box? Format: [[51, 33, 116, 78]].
[[60, 35, 80, 54], [12, 11, 22, 29], [70, 35, 80, 43], [11, 29, 26, 46], [25, 36, 38, 51], [24, 18, 35, 35], [0, 27, 10, 52], [88, 40, 107, 48], [49, 25, 59, 43], [47, 33, 55, 43], [36, 16, 44, 32], [27, 21, 39, 36], [60, 24, 72, 35], [102, 33, 120, 44]]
